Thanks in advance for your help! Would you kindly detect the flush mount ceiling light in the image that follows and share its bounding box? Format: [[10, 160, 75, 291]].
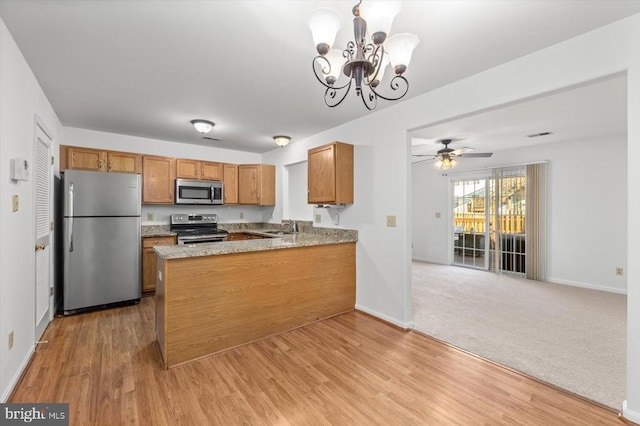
[[190, 119, 215, 134], [309, 0, 419, 110], [273, 135, 291, 147]]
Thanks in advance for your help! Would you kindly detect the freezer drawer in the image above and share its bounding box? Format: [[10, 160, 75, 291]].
[[63, 216, 141, 312]]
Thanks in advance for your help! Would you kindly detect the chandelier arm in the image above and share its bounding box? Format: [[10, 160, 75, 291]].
[[324, 79, 353, 108], [369, 75, 410, 101], [312, 56, 351, 90], [359, 84, 378, 111], [365, 45, 383, 84]]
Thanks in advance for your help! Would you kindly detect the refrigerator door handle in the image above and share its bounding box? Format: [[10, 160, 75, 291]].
[[68, 182, 74, 252]]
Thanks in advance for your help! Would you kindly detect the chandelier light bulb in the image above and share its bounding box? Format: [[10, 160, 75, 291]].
[[385, 33, 420, 72], [308, 7, 342, 55], [359, 1, 402, 44], [191, 119, 214, 134]]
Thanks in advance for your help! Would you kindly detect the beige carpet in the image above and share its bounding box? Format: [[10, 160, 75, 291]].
[[412, 261, 626, 410]]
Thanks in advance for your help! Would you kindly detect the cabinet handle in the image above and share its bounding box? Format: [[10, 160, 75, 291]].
[[108, 160, 112, 170]]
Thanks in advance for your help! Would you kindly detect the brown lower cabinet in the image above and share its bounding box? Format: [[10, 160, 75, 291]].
[[142, 236, 176, 293], [225, 232, 267, 241]]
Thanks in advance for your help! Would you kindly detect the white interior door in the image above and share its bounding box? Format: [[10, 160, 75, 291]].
[[34, 118, 53, 341]]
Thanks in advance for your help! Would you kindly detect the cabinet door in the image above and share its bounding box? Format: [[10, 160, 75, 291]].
[[238, 165, 260, 205], [308, 144, 336, 203], [66, 147, 107, 172], [142, 156, 176, 204], [142, 247, 158, 292], [108, 151, 142, 174], [223, 163, 238, 204], [142, 236, 175, 292], [201, 161, 223, 181], [176, 159, 200, 179], [238, 165, 275, 206]]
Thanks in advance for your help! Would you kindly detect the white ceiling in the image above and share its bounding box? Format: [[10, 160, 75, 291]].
[[0, 1, 638, 153], [411, 74, 628, 162]]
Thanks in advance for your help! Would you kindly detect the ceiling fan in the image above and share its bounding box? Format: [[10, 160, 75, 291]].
[[412, 138, 493, 169]]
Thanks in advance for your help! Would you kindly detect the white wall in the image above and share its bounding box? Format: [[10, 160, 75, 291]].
[[412, 135, 628, 293], [62, 127, 273, 224], [264, 14, 640, 415], [284, 161, 313, 221], [0, 17, 63, 401]]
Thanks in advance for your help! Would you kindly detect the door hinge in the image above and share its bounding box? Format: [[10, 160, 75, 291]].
[[49, 287, 54, 296], [50, 221, 54, 231], [51, 156, 54, 165]]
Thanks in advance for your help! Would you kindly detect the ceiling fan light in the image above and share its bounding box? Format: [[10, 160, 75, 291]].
[[191, 119, 214, 134], [440, 157, 457, 170], [308, 7, 342, 53], [385, 33, 420, 70], [273, 135, 291, 147]]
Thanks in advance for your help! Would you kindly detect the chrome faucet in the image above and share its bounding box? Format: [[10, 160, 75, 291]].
[[291, 220, 298, 233]]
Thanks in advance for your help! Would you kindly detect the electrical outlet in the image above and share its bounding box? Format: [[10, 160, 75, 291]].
[[386, 215, 397, 227], [147, 212, 154, 221], [9, 331, 14, 350], [12, 195, 19, 212], [616, 267, 624, 276], [239, 212, 244, 219], [315, 214, 321, 223]]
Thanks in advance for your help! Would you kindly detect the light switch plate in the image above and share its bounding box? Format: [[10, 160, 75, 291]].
[[239, 212, 244, 219], [12, 195, 19, 212], [315, 214, 321, 223], [386, 215, 397, 227]]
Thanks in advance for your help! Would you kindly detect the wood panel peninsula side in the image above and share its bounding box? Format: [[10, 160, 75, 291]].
[[155, 236, 356, 369]]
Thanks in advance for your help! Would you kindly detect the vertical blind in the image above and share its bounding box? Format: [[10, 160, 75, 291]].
[[525, 162, 547, 281]]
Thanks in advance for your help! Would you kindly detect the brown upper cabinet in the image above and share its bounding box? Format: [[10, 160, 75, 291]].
[[308, 142, 353, 205], [60, 145, 142, 174], [176, 159, 223, 181], [238, 164, 275, 206], [142, 155, 176, 204], [223, 163, 239, 205]]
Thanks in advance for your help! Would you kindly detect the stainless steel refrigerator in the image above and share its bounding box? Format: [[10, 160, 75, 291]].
[[62, 170, 141, 314]]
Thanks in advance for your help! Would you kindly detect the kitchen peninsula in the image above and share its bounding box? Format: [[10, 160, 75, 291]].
[[153, 226, 357, 369]]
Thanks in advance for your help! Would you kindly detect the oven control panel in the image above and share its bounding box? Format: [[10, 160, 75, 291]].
[[171, 213, 218, 225]]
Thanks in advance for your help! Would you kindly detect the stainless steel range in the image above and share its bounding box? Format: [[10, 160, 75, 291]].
[[170, 213, 228, 245]]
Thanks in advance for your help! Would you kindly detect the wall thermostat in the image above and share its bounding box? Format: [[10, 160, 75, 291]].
[[11, 158, 30, 181]]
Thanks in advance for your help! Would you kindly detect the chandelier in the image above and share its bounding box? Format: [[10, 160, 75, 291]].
[[309, 1, 419, 110]]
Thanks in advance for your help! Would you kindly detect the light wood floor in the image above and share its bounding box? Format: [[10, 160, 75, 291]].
[[10, 297, 626, 425]]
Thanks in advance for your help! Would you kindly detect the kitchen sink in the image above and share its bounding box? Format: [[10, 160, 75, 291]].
[[262, 230, 293, 236]]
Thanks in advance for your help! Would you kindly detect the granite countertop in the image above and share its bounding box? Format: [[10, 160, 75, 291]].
[[154, 229, 357, 260], [142, 225, 176, 238]]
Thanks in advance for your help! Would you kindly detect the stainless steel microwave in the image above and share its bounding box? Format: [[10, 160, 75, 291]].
[[174, 179, 223, 205]]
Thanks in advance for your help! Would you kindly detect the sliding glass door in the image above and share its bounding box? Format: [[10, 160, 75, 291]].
[[452, 166, 528, 276], [452, 179, 490, 269]]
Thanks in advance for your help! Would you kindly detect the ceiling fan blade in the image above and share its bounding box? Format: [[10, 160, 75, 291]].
[[202, 136, 222, 141], [458, 152, 493, 158], [451, 147, 474, 156], [411, 154, 436, 158]]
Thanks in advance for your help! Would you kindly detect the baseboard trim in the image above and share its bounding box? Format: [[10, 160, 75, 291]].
[[355, 304, 414, 330], [623, 400, 640, 423], [546, 276, 627, 295], [411, 257, 446, 264], [1, 345, 35, 402]]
